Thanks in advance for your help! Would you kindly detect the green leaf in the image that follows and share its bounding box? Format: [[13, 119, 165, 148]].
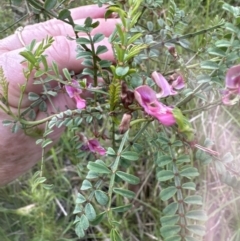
[[52, 61, 59, 76], [44, 0, 57, 10], [127, 33, 142, 45], [86, 171, 99, 179], [81, 68, 94, 77], [80, 180, 92, 190], [160, 215, 179, 226], [225, 22, 239, 33], [73, 204, 83, 214], [34, 177, 46, 185], [113, 188, 135, 199], [20, 51, 37, 65], [200, 61, 219, 70], [207, 47, 226, 57], [99, 60, 111, 68], [27, 0, 42, 9], [58, 9, 71, 20], [215, 39, 231, 47], [34, 70, 45, 78], [186, 225, 206, 236], [160, 225, 181, 239], [110, 228, 123, 241], [96, 45, 108, 55], [156, 154, 172, 167], [116, 66, 129, 76], [87, 161, 111, 174], [116, 171, 140, 185], [185, 236, 199, 241], [157, 170, 174, 181], [94, 190, 108, 206], [76, 50, 93, 59], [180, 167, 199, 178], [176, 155, 191, 164], [80, 214, 89, 230], [43, 184, 53, 190], [84, 203, 96, 221], [93, 33, 105, 43], [111, 204, 132, 213], [91, 21, 100, 28], [163, 202, 178, 215], [74, 24, 89, 33], [165, 236, 181, 241], [75, 222, 85, 238], [90, 211, 106, 225], [63, 68, 71, 81], [76, 193, 86, 204], [84, 17, 93, 26], [2, 120, 13, 126], [11, 124, 19, 133], [186, 210, 208, 221], [160, 186, 177, 201], [184, 195, 203, 205], [28, 92, 39, 101], [121, 151, 139, 161], [41, 138, 53, 148], [76, 37, 91, 44], [107, 147, 116, 156]]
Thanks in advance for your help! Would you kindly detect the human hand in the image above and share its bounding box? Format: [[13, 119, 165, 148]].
[[0, 4, 117, 185]]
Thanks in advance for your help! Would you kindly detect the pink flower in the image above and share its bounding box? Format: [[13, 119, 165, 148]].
[[65, 80, 86, 109], [221, 65, 240, 105], [134, 85, 176, 126], [225, 64, 240, 92], [87, 139, 106, 156], [172, 75, 185, 90], [221, 89, 239, 106], [152, 71, 177, 98]]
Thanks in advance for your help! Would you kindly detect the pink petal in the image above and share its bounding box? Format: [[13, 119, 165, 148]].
[[134, 85, 176, 126], [225, 64, 240, 92], [221, 89, 239, 105], [74, 95, 86, 109], [88, 139, 106, 156], [65, 80, 85, 109], [151, 71, 177, 98], [172, 75, 185, 90], [134, 85, 157, 110]]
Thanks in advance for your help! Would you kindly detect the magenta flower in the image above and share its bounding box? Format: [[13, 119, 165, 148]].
[[225, 64, 240, 91], [65, 80, 86, 109], [152, 71, 177, 98], [134, 85, 176, 126], [221, 89, 239, 106], [172, 74, 185, 90], [221, 65, 240, 105], [87, 139, 106, 156]]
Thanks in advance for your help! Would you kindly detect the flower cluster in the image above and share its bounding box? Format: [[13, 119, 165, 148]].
[[134, 71, 184, 126], [65, 72, 185, 152]]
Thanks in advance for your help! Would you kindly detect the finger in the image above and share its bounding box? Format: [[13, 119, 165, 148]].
[[0, 18, 118, 54], [70, 4, 109, 20], [0, 36, 114, 107]]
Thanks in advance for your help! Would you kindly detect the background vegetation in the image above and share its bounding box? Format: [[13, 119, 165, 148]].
[[1, 0, 240, 241]]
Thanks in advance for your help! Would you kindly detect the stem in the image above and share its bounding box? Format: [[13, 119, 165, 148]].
[[107, 130, 129, 224], [163, 127, 187, 238]]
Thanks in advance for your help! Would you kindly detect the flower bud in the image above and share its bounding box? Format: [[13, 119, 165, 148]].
[[121, 81, 134, 108], [119, 113, 132, 134], [167, 46, 178, 58]]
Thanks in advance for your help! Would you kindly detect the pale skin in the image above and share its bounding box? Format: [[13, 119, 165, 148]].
[[0, 5, 118, 186]]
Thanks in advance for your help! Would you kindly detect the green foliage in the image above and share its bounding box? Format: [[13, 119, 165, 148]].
[[2, 0, 240, 240]]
